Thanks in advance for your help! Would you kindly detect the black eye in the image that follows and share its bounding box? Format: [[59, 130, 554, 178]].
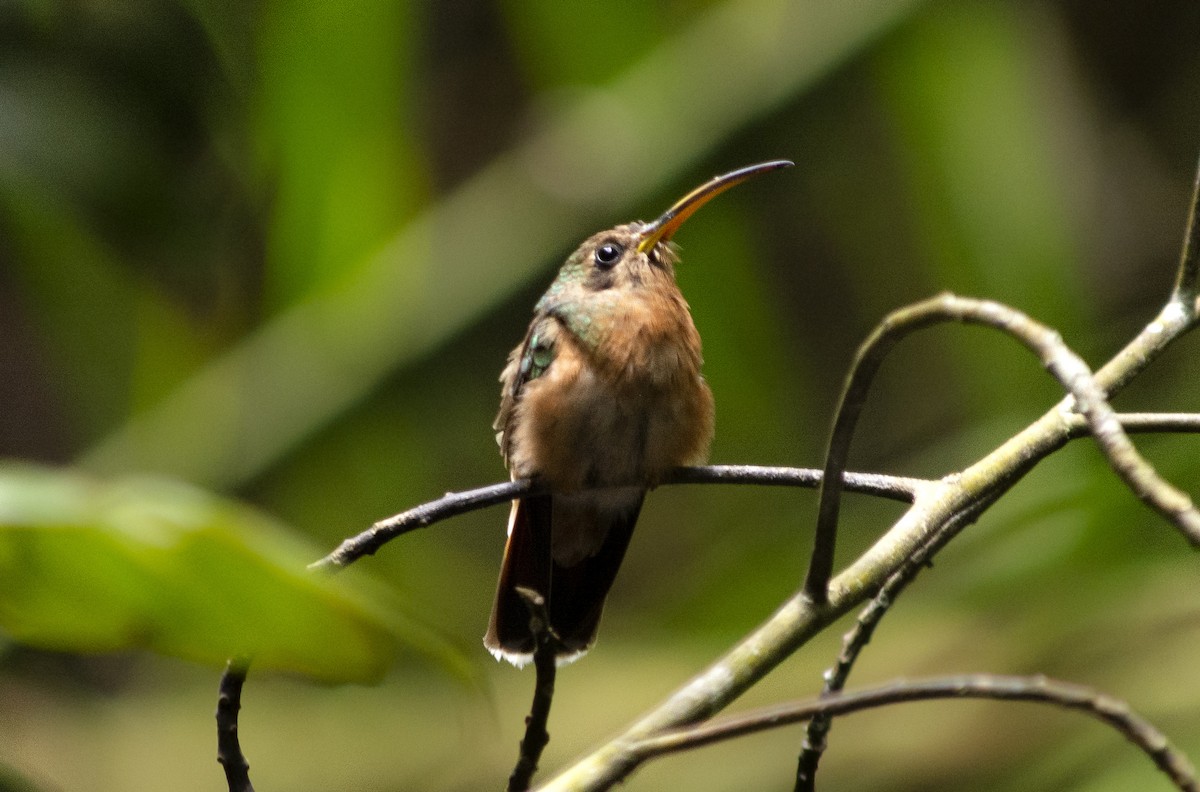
[[594, 242, 623, 268]]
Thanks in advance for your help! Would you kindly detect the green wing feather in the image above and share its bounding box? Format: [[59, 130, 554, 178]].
[[494, 316, 557, 464]]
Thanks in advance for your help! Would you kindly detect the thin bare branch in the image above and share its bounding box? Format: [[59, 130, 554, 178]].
[[310, 479, 536, 572], [661, 465, 925, 501], [509, 588, 560, 792], [315, 405, 1200, 576], [805, 294, 1200, 605], [309, 466, 929, 572], [795, 490, 1003, 790], [633, 675, 1197, 792], [1173, 154, 1200, 302], [1069, 412, 1200, 436], [216, 658, 255, 792]]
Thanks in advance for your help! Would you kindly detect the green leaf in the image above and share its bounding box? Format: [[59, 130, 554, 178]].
[[0, 463, 434, 684]]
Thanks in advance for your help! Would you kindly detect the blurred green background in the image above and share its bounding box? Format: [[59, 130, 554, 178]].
[[1, 0, 1199, 789]]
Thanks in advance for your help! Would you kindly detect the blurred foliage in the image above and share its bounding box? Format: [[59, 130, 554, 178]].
[[0, 463, 434, 684], [0, 0, 1198, 790]]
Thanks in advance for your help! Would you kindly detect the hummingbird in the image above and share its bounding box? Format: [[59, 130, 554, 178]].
[[485, 160, 793, 666]]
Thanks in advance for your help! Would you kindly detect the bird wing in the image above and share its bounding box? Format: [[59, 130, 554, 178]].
[[494, 315, 558, 467]]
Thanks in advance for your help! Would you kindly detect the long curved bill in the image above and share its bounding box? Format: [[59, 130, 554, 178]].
[[636, 159, 794, 253]]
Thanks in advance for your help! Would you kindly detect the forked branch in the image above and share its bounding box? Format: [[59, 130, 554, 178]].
[[804, 294, 1200, 604]]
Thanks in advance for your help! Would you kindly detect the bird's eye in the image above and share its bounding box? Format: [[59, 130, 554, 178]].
[[594, 242, 623, 268]]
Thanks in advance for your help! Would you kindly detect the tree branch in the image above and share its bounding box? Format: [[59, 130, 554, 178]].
[[296, 410, 1199, 792], [791, 414, 1200, 787], [1067, 412, 1200, 436], [795, 489, 1003, 790], [311, 407, 1200, 577], [509, 588, 561, 792], [308, 466, 929, 572], [660, 464, 925, 501], [632, 675, 1198, 792], [310, 479, 537, 572], [216, 658, 255, 792], [804, 294, 1200, 605], [1173, 153, 1200, 303]]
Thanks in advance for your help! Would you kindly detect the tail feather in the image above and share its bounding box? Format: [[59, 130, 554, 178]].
[[485, 494, 553, 661], [485, 493, 644, 665]]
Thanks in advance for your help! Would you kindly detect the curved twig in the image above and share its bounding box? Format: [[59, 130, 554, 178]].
[[633, 675, 1198, 792], [804, 295, 1200, 604]]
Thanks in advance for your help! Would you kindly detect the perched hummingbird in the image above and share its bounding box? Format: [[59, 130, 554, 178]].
[[485, 160, 793, 666]]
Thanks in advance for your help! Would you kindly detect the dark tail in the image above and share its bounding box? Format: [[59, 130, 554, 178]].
[[484, 492, 643, 665]]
